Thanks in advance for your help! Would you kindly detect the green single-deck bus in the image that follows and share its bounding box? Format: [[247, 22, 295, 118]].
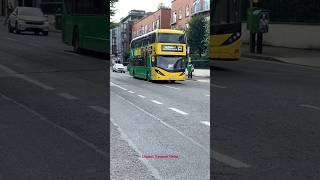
[[62, 0, 108, 53]]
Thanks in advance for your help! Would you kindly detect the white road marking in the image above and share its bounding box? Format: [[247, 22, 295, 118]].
[[57, 93, 78, 100], [161, 85, 180, 90], [7, 37, 18, 41], [201, 121, 210, 126], [28, 43, 41, 47], [169, 107, 188, 115], [16, 74, 55, 90], [212, 83, 227, 89], [110, 82, 127, 91], [206, 94, 210, 97], [138, 95, 146, 98], [0, 64, 55, 90], [1, 93, 107, 157], [197, 79, 210, 83], [128, 91, 135, 94], [151, 100, 163, 105], [299, 104, 320, 111], [211, 151, 251, 168], [114, 93, 250, 168], [110, 118, 162, 180], [88, 105, 109, 114]]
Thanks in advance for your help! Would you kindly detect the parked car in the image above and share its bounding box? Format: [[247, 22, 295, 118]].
[[112, 63, 125, 73], [8, 7, 49, 36]]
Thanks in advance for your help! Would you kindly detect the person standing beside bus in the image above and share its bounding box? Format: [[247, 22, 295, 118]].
[[3, 3, 13, 25], [187, 57, 194, 79]]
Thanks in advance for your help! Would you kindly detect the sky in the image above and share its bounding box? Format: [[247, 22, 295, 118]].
[[112, 0, 172, 22]]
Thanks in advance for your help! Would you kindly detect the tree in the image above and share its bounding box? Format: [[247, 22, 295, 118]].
[[110, 0, 119, 17], [157, 2, 169, 10], [110, 0, 119, 28], [186, 15, 208, 58]]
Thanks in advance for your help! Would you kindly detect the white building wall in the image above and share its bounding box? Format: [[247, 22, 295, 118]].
[[242, 23, 320, 50]]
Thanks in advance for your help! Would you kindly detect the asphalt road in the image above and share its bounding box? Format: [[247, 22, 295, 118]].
[[111, 71, 210, 179], [0, 25, 111, 179], [211, 58, 320, 179]]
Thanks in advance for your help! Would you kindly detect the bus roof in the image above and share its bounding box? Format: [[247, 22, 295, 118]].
[[131, 29, 185, 42]]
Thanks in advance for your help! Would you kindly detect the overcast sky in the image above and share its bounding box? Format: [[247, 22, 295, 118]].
[[112, 0, 172, 22]]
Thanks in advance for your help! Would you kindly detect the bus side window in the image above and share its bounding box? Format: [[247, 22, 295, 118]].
[[147, 35, 151, 45], [151, 33, 156, 44]]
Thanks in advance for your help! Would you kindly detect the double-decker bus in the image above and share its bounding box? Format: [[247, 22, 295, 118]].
[[210, 0, 241, 60], [128, 29, 187, 82], [62, 0, 108, 53]]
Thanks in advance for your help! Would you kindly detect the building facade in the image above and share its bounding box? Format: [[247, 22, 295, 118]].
[[171, 0, 210, 30], [131, 8, 171, 38], [111, 10, 146, 60]]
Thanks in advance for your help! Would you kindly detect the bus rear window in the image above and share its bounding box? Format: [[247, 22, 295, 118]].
[[158, 33, 186, 44]]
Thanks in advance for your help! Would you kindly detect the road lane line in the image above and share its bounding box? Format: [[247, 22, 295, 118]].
[[1, 93, 107, 157], [138, 95, 146, 98], [299, 104, 320, 111], [110, 118, 162, 180], [201, 121, 210, 126], [128, 91, 135, 94], [161, 85, 180, 90], [16, 74, 55, 90], [0, 64, 55, 90], [169, 107, 188, 115], [7, 37, 18, 41], [28, 43, 41, 47], [212, 83, 227, 89], [211, 151, 251, 168], [114, 93, 249, 168], [197, 79, 210, 83], [110, 82, 127, 91], [151, 100, 163, 105], [114, 93, 208, 151], [57, 93, 78, 100], [88, 105, 109, 114]]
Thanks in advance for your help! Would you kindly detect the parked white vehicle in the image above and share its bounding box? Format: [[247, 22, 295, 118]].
[[112, 63, 125, 73], [8, 7, 49, 36]]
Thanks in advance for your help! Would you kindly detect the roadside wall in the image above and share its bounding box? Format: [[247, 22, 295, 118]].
[[242, 23, 320, 50]]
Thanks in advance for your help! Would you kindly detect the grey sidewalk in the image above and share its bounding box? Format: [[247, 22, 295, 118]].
[[241, 44, 320, 68], [192, 68, 210, 78]]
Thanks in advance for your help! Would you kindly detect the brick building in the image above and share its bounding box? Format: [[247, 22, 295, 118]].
[[171, 0, 210, 30], [132, 8, 171, 38]]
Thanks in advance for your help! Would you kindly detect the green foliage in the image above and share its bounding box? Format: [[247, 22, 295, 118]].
[[110, 0, 119, 17], [186, 15, 209, 57], [157, 2, 169, 10]]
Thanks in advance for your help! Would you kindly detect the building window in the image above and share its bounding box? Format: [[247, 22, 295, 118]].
[[145, 25, 148, 33], [186, 5, 190, 17], [172, 11, 177, 24], [156, 19, 160, 29], [178, 9, 182, 20]]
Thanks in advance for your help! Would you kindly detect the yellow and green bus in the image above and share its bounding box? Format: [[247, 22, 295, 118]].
[[128, 29, 187, 82], [62, 0, 108, 53], [210, 0, 241, 60]]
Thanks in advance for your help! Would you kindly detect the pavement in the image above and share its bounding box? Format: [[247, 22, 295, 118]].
[[212, 57, 320, 179], [111, 71, 210, 179], [241, 43, 320, 68]]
